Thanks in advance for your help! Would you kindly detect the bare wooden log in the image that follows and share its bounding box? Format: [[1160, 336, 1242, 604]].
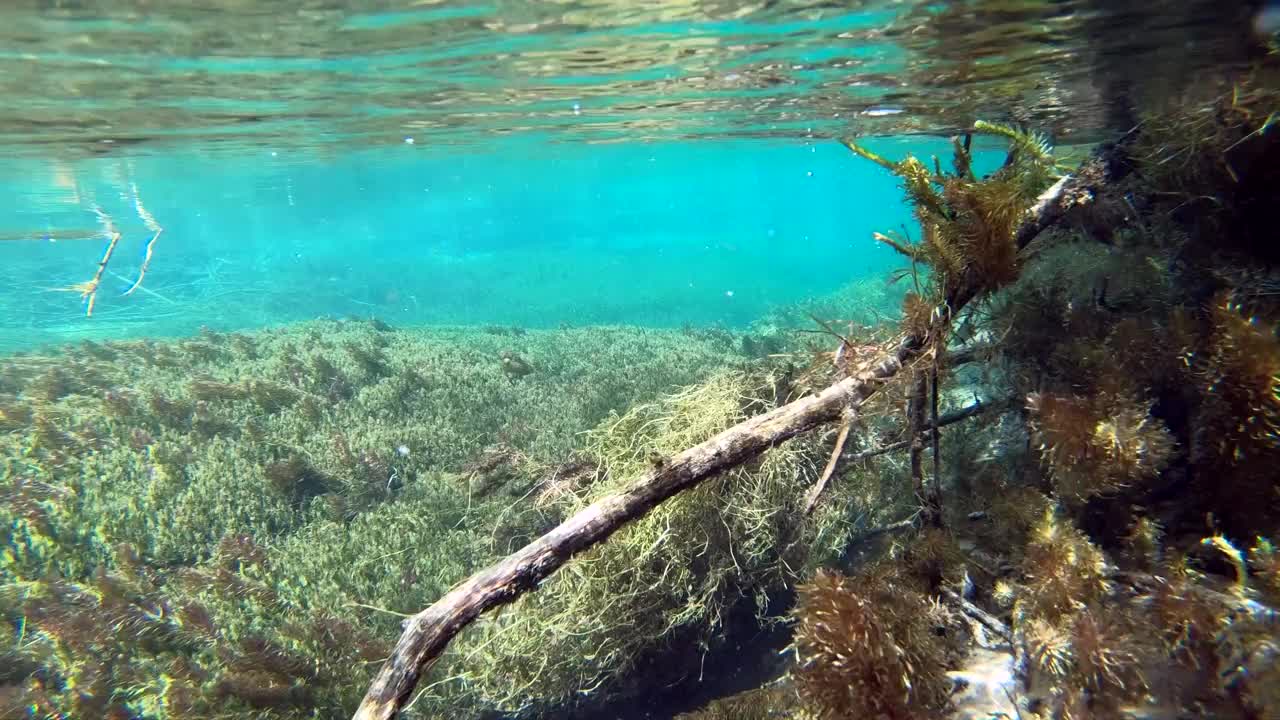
[[353, 139, 1129, 720]]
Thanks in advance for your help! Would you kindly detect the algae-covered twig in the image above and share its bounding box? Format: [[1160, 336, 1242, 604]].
[[55, 205, 121, 317], [802, 409, 854, 514]]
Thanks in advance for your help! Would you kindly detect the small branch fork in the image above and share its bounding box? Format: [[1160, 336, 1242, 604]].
[[121, 183, 164, 297], [55, 183, 164, 316], [55, 205, 121, 317], [801, 391, 1007, 516]]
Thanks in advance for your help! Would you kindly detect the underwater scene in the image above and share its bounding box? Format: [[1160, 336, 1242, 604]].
[[2, 1, 1280, 719]]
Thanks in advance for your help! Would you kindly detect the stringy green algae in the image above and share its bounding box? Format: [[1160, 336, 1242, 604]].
[[0, 304, 906, 718], [0, 319, 757, 717]]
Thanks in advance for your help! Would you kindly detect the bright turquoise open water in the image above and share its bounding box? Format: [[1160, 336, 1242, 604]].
[[0, 135, 992, 352], [0, 0, 1260, 353]]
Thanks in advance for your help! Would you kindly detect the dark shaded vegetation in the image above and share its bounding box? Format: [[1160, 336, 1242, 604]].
[[743, 58, 1280, 720]]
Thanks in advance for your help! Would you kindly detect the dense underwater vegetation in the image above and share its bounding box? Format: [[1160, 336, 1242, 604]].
[[2, 2, 1280, 720]]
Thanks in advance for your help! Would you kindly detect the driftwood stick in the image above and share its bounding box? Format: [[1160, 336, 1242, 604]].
[[803, 412, 855, 514], [843, 396, 1008, 463], [352, 338, 920, 720], [353, 139, 1128, 720], [942, 342, 994, 367], [846, 518, 918, 547], [942, 588, 1012, 644], [907, 372, 932, 524], [803, 395, 1005, 514], [929, 366, 942, 525]]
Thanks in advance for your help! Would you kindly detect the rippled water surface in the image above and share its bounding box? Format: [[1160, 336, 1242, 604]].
[[0, 0, 1269, 352], [0, 0, 1263, 154]]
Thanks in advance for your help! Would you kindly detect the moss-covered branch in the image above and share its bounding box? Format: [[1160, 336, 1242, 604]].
[[352, 136, 1132, 719], [352, 337, 919, 720]]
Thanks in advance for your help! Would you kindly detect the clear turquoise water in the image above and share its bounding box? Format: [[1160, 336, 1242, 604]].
[[0, 0, 1259, 353], [0, 136, 992, 351]]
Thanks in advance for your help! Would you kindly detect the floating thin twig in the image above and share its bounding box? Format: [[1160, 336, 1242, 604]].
[[55, 205, 121, 317], [121, 183, 164, 297]]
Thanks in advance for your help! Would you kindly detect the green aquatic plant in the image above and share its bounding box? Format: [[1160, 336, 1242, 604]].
[[992, 238, 1186, 390], [790, 568, 951, 720], [1174, 539, 1280, 719], [1022, 608, 1147, 717], [1249, 537, 1280, 603], [1196, 291, 1280, 465], [0, 397, 32, 431], [895, 526, 969, 592], [1026, 391, 1174, 502], [996, 520, 1280, 720], [750, 276, 903, 341], [1003, 510, 1157, 718], [673, 684, 806, 720], [1012, 508, 1111, 628], [187, 377, 249, 402], [1174, 290, 1280, 539], [1134, 65, 1280, 249], [1, 541, 329, 719], [898, 289, 935, 341], [0, 321, 753, 718], [844, 120, 1059, 312], [1002, 514, 1280, 719], [807, 68, 1280, 720], [435, 368, 842, 714]]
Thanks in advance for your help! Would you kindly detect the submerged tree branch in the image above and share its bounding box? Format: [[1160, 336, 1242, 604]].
[[802, 394, 1008, 515], [352, 339, 919, 720], [845, 395, 1011, 462], [930, 365, 942, 525], [941, 587, 1012, 648], [352, 139, 1128, 720], [908, 372, 932, 524], [803, 411, 855, 513], [943, 342, 995, 367]]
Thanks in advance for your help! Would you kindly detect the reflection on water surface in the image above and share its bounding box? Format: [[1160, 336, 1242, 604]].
[[0, 0, 1264, 155]]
